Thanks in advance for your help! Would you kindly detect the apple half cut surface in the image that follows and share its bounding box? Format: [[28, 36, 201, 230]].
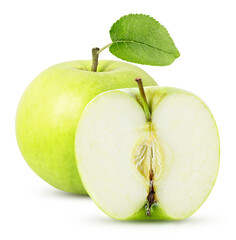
[[75, 85, 220, 220]]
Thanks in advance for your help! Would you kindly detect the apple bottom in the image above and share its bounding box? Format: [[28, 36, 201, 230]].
[[75, 87, 220, 220]]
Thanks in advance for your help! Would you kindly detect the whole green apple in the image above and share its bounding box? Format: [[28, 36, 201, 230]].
[[16, 60, 156, 194]]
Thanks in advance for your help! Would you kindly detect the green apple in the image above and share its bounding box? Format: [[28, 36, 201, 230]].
[[75, 81, 220, 219], [16, 60, 156, 194]]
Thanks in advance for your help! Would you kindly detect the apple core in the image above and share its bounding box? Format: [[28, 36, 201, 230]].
[[133, 122, 163, 215]]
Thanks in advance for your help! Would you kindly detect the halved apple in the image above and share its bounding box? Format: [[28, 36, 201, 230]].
[[75, 80, 220, 220]]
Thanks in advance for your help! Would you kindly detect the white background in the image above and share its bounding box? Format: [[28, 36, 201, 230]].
[[1, 0, 235, 239]]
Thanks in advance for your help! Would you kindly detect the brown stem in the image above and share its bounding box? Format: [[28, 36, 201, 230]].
[[135, 77, 151, 121], [91, 47, 100, 72]]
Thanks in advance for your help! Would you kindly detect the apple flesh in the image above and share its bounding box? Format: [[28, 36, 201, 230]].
[[75, 86, 220, 219], [16, 60, 156, 194]]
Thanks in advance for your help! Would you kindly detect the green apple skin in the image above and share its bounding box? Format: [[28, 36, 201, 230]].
[[16, 60, 157, 194]]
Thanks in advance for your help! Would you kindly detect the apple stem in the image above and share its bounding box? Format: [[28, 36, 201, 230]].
[[135, 77, 151, 121], [91, 47, 100, 72]]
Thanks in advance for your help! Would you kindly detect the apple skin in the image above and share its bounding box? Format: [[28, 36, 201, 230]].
[[16, 60, 157, 194]]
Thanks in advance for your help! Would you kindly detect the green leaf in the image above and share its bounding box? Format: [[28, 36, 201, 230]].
[[109, 14, 180, 66]]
